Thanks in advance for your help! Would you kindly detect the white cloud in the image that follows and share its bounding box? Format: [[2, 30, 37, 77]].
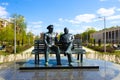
[[100, 0, 107, 2], [27, 25, 42, 35], [107, 15, 120, 20], [0, 6, 8, 18], [53, 23, 63, 27], [55, 28, 63, 34], [1, 2, 9, 6], [110, 20, 120, 24], [58, 18, 63, 22], [69, 29, 83, 34], [97, 7, 115, 16], [30, 21, 43, 25], [74, 14, 96, 23], [116, 8, 120, 11], [28, 21, 43, 28], [69, 26, 100, 34], [30, 28, 43, 36], [27, 21, 43, 35], [59, 14, 96, 24]]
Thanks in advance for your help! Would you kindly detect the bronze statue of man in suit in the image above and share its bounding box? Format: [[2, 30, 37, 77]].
[[59, 27, 74, 66], [44, 25, 61, 66]]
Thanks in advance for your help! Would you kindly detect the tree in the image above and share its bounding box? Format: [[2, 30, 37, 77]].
[[27, 32, 34, 45], [11, 14, 27, 46], [4, 24, 14, 45], [81, 27, 96, 44], [0, 23, 14, 45], [74, 34, 82, 39]]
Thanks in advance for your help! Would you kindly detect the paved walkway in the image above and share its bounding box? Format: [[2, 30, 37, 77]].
[[0, 56, 120, 80], [0, 46, 120, 80]]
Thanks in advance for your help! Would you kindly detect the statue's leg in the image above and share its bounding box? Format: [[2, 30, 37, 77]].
[[45, 47, 49, 65], [65, 43, 72, 54], [67, 53, 72, 66], [64, 43, 73, 65], [52, 46, 61, 65]]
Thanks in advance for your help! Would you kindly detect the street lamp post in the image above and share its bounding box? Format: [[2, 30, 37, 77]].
[[99, 16, 107, 80], [99, 16, 106, 53], [103, 17, 106, 53], [87, 30, 89, 46], [14, 18, 16, 54]]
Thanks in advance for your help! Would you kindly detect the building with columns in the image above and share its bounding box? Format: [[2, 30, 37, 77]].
[[90, 26, 120, 44]]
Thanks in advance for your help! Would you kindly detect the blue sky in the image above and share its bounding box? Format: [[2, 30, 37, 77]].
[[0, 0, 120, 35]]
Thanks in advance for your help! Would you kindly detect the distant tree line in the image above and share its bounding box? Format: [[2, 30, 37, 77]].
[[74, 27, 96, 45], [0, 14, 34, 53]]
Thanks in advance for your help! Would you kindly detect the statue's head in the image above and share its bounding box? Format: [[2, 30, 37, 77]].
[[47, 25, 53, 33], [64, 27, 69, 34]]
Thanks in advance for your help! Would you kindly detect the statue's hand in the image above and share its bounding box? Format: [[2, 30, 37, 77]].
[[65, 51, 69, 54], [46, 44, 52, 47], [64, 51, 69, 56], [65, 50, 71, 54], [48, 45, 52, 47]]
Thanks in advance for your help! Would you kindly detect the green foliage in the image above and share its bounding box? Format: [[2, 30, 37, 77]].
[[16, 44, 32, 53], [5, 44, 32, 54], [0, 13, 34, 54], [114, 50, 120, 57], [5, 45, 14, 53], [0, 51, 9, 56], [58, 32, 63, 40], [74, 27, 96, 43], [0, 14, 34, 45], [74, 34, 82, 39], [27, 32, 34, 45], [0, 24, 14, 45], [4, 25, 14, 42], [87, 45, 115, 53], [89, 38, 93, 43]]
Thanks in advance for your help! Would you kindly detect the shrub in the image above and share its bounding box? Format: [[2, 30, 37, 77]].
[[106, 46, 115, 53], [87, 45, 115, 53], [5, 45, 14, 53], [16, 44, 32, 53], [5, 44, 32, 53]]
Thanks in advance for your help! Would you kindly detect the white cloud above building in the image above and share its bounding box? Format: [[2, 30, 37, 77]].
[[0, 6, 8, 18], [97, 7, 115, 16], [59, 14, 96, 24], [107, 15, 120, 20]]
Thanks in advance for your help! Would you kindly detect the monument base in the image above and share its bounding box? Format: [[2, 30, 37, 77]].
[[19, 66, 99, 70], [17, 58, 99, 70]]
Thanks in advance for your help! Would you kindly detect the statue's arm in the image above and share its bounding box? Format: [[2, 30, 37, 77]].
[[66, 35, 74, 52], [44, 33, 49, 47], [71, 35, 74, 42]]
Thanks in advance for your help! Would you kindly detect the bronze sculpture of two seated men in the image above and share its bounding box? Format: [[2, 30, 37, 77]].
[[44, 25, 74, 66]]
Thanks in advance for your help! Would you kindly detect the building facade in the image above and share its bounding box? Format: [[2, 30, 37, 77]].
[[90, 26, 120, 44], [0, 18, 9, 29]]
